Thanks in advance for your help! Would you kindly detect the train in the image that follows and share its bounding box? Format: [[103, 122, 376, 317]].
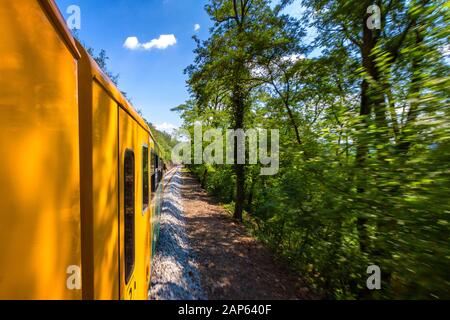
[[0, 0, 166, 300]]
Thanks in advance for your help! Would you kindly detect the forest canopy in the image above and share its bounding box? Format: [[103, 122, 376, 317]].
[[173, 0, 450, 299]]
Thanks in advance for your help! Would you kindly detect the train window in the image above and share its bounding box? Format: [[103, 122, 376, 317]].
[[142, 146, 149, 211], [158, 158, 163, 184], [124, 150, 135, 284], [155, 154, 160, 186], [151, 150, 156, 196]]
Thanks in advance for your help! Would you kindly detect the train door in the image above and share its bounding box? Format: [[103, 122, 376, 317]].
[[135, 128, 151, 298], [150, 149, 163, 253], [119, 108, 138, 300], [142, 143, 152, 287], [119, 108, 150, 300]]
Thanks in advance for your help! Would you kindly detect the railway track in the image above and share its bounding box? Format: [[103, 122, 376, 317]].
[[149, 168, 206, 300]]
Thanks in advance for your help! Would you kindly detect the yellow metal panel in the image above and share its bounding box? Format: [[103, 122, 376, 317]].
[[144, 136, 152, 287], [119, 109, 150, 300], [92, 82, 119, 300], [137, 127, 151, 299], [0, 0, 81, 299], [77, 39, 151, 300], [119, 108, 137, 300], [134, 127, 146, 300]]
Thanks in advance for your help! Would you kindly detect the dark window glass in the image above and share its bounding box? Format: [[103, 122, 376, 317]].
[[142, 146, 149, 210], [124, 150, 135, 284], [155, 154, 160, 186], [151, 150, 156, 195]]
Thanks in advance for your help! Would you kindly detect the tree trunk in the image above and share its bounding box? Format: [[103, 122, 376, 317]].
[[246, 175, 257, 214], [235, 164, 245, 222], [355, 13, 383, 254], [398, 29, 424, 154], [283, 100, 302, 146], [356, 79, 371, 254], [201, 167, 208, 188], [233, 82, 246, 222]]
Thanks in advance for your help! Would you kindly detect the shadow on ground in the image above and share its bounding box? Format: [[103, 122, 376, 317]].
[[181, 172, 315, 300]]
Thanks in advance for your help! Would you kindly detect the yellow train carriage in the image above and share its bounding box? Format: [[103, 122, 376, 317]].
[[0, 0, 162, 300], [0, 0, 82, 299], [76, 40, 154, 300]]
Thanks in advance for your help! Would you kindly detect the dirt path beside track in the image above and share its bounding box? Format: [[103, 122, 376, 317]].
[[180, 170, 314, 300], [150, 167, 314, 300]]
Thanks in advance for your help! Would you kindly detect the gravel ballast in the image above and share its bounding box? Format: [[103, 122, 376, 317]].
[[149, 169, 206, 300]]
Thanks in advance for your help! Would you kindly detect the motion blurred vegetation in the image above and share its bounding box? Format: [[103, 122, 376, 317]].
[[147, 121, 178, 161], [174, 0, 450, 299]]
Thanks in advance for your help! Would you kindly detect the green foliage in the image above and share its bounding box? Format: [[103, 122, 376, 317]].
[[147, 123, 178, 162], [178, 0, 449, 299]]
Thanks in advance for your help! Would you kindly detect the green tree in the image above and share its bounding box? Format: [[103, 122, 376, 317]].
[[177, 0, 450, 299], [186, 0, 305, 221]]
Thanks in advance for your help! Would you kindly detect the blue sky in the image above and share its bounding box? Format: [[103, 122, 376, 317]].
[[55, 0, 309, 133]]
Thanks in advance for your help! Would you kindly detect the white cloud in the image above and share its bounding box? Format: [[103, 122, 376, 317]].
[[194, 24, 201, 32], [124, 37, 140, 50], [143, 35, 177, 50], [123, 35, 177, 51], [155, 122, 178, 134]]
